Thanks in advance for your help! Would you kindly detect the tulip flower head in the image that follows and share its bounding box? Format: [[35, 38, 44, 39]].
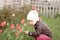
[[0, 21, 6, 27], [10, 24, 15, 29], [16, 24, 22, 33]]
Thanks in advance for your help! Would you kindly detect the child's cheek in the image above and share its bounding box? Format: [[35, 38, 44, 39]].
[[28, 22, 33, 25]]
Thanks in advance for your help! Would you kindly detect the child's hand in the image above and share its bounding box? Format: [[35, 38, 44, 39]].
[[24, 31, 29, 35]]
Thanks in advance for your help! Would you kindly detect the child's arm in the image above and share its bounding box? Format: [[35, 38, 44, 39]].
[[28, 26, 42, 37]]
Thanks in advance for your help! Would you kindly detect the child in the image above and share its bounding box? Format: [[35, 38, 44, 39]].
[[25, 9, 52, 40]]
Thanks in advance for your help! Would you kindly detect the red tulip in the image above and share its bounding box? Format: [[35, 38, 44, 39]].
[[16, 24, 21, 30], [0, 21, 6, 27], [15, 32, 18, 37], [21, 18, 25, 24], [16, 24, 22, 33], [0, 29, 2, 33], [10, 24, 15, 29]]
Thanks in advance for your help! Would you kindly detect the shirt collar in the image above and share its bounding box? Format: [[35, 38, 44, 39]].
[[34, 21, 40, 26]]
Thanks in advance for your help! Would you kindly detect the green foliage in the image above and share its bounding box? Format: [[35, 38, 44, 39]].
[[0, 23, 34, 40], [0, 6, 12, 22], [0, 5, 31, 30], [55, 13, 60, 18], [42, 17, 60, 40], [0, 5, 35, 40], [0, 5, 31, 23]]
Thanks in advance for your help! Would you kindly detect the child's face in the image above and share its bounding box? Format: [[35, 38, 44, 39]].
[[28, 20, 36, 26]]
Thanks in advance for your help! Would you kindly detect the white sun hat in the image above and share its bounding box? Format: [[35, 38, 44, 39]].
[[27, 10, 39, 21]]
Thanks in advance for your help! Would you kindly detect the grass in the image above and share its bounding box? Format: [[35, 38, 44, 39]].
[[42, 17, 60, 40]]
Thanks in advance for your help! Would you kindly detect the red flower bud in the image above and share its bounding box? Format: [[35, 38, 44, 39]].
[[16, 24, 22, 33], [15, 32, 18, 37], [21, 18, 25, 24]]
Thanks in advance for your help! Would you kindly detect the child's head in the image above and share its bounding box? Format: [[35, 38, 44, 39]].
[[27, 10, 39, 26]]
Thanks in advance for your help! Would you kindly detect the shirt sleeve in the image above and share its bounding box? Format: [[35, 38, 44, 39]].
[[28, 26, 42, 37]]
